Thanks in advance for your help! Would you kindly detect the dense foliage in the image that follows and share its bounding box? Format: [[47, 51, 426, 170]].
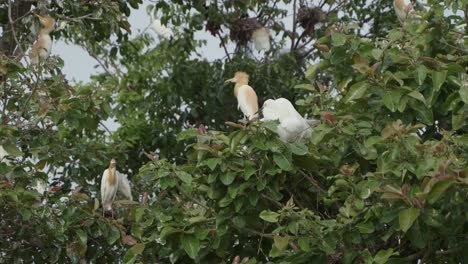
[[0, 0, 467, 263]]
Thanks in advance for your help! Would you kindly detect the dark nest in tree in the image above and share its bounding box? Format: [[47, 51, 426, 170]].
[[229, 17, 262, 46], [206, 20, 222, 36], [297, 6, 326, 36]]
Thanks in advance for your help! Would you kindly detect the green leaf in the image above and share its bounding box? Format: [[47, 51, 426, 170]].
[[399, 208, 420, 232], [295, 83, 315, 91], [344, 81, 368, 103], [305, 61, 330, 80], [259, 210, 280, 223], [273, 153, 292, 171], [460, 85, 468, 104], [288, 142, 308, 155], [175, 171, 193, 184], [427, 179, 455, 204], [452, 113, 464, 130], [76, 229, 87, 245], [220, 172, 236, 185], [416, 65, 427, 85], [357, 221, 375, 234], [2, 142, 23, 157], [298, 237, 311, 252], [407, 91, 426, 105], [203, 158, 221, 171], [374, 248, 394, 264], [176, 129, 199, 141], [432, 71, 447, 92], [274, 235, 290, 251], [107, 225, 121, 245], [382, 90, 401, 112], [331, 32, 347, 47], [182, 234, 199, 259], [123, 243, 145, 264]]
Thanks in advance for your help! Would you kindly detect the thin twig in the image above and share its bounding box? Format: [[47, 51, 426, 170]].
[[290, 0, 298, 52], [8, 0, 25, 58], [217, 32, 231, 61]]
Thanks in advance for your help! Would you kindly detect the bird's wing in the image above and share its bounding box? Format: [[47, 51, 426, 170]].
[[101, 169, 108, 199], [238, 85, 259, 118], [117, 172, 133, 201]]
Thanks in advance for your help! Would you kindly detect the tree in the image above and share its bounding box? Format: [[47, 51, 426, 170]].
[[0, 0, 467, 263]]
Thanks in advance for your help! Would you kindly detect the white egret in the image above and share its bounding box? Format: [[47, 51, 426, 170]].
[[262, 98, 318, 143], [101, 159, 132, 218], [150, 10, 174, 40], [225, 72, 259, 120], [251, 27, 270, 51], [394, 0, 414, 22], [30, 14, 55, 64]]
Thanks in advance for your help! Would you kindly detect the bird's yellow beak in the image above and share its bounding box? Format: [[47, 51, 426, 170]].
[[34, 13, 43, 19], [225, 77, 236, 83]]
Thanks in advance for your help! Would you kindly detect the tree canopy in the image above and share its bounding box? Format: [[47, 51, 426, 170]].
[[0, 0, 467, 263]]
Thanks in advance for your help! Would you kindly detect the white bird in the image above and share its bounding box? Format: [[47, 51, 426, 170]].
[[251, 27, 270, 51], [30, 14, 55, 64], [101, 159, 132, 218], [393, 0, 414, 22], [225, 71, 259, 120], [262, 98, 318, 143], [151, 18, 174, 40]]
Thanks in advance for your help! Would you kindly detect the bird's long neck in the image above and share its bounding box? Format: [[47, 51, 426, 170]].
[[108, 168, 116, 185], [234, 80, 248, 97], [40, 27, 54, 35]]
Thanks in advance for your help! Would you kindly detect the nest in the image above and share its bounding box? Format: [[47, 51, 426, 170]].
[[206, 20, 222, 36], [297, 6, 325, 36], [229, 17, 262, 46]]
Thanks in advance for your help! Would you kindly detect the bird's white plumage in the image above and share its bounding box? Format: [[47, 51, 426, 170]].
[[252, 27, 270, 51], [237, 85, 258, 119], [394, 0, 414, 22], [101, 168, 119, 211], [151, 19, 174, 39], [262, 98, 314, 143], [117, 172, 133, 201], [101, 166, 133, 212]]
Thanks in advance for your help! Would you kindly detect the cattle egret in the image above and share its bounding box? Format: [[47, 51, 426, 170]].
[[151, 18, 174, 40], [262, 98, 316, 143], [393, 0, 414, 22], [225, 72, 259, 120], [30, 14, 55, 64], [251, 27, 270, 51], [101, 159, 132, 218]]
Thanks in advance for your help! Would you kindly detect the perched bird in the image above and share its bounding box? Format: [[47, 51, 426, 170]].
[[225, 72, 259, 120], [151, 17, 174, 40], [262, 98, 318, 143], [251, 27, 270, 51], [101, 159, 132, 218], [393, 0, 414, 22], [30, 14, 55, 64]]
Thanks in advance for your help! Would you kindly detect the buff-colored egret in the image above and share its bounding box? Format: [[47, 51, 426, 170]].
[[262, 98, 318, 143], [101, 159, 132, 218], [251, 27, 270, 51], [30, 14, 55, 64], [394, 0, 414, 22], [225, 72, 259, 120]]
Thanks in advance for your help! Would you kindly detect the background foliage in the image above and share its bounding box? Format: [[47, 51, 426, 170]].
[[0, 0, 467, 263]]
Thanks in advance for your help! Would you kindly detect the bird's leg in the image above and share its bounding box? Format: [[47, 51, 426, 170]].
[[110, 203, 115, 219]]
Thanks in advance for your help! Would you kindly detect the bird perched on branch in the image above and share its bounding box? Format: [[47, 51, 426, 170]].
[[393, 0, 414, 22], [225, 72, 259, 120], [101, 159, 132, 218], [30, 14, 55, 64], [251, 27, 270, 51], [262, 98, 319, 143]]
